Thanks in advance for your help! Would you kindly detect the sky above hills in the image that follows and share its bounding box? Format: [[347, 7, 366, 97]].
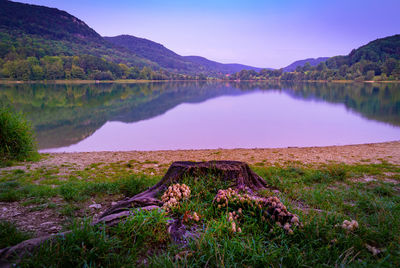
[[18, 0, 400, 69]]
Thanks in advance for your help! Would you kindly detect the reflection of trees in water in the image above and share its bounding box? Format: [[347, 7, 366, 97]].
[[214, 81, 400, 126], [279, 82, 400, 127], [0, 81, 243, 148], [0, 81, 399, 149]]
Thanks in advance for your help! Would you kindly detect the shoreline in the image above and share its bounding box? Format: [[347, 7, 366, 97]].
[[6, 141, 399, 173], [1, 79, 399, 85]]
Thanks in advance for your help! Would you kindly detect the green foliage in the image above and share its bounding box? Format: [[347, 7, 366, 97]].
[[0, 107, 38, 164], [0, 53, 204, 81], [0, 220, 32, 249]]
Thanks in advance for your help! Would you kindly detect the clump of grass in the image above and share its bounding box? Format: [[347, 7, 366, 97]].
[[20, 220, 125, 267], [113, 209, 171, 260], [20, 210, 170, 267], [0, 107, 39, 166], [59, 174, 158, 202], [0, 220, 32, 249], [0, 180, 57, 202]]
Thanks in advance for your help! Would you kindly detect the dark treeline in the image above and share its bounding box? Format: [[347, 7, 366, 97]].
[[2, 53, 400, 82], [228, 57, 400, 82], [0, 54, 204, 81]]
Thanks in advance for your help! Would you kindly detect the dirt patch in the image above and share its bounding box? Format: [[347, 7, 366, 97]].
[[350, 175, 378, 183], [0, 195, 122, 238], [0, 199, 64, 237]]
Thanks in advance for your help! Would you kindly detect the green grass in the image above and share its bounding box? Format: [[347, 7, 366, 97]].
[[0, 220, 32, 249], [0, 107, 39, 166], [20, 210, 170, 267], [0, 164, 159, 203], [1, 161, 399, 266]]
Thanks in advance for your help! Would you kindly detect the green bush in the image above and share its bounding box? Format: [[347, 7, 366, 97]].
[[0, 107, 38, 164]]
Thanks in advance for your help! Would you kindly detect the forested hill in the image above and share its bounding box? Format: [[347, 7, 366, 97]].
[[283, 57, 329, 72], [0, 0, 102, 43], [280, 35, 400, 73], [349, 34, 400, 63], [229, 35, 400, 81], [0, 0, 263, 80], [0, 0, 160, 80], [105, 35, 262, 74]]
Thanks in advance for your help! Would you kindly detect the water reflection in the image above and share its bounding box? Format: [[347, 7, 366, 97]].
[[0, 81, 399, 151]]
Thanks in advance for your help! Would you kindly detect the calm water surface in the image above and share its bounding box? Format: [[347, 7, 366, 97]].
[[1, 81, 399, 152]]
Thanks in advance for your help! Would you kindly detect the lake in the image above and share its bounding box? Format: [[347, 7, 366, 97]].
[[1, 81, 400, 152]]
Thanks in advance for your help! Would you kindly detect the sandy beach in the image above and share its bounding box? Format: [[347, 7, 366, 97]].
[[5, 141, 399, 173]]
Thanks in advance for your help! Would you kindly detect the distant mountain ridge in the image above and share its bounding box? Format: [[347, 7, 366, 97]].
[[283, 57, 329, 72], [105, 35, 262, 74], [0, 0, 264, 75]]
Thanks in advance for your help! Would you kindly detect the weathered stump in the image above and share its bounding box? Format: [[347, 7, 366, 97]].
[[97, 161, 267, 224], [0, 161, 268, 263]]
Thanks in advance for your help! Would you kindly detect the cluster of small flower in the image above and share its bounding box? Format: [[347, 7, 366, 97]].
[[183, 211, 200, 222], [161, 183, 191, 211], [264, 196, 300, 234], [214, 188, 264, 208], [214, 188, 300, 234], [227, 211, 242, 233], [341, 219, 359, 231]]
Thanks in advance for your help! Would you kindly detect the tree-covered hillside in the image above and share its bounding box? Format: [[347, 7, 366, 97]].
[[230, 35, 400, 81], [0, 0, 102, 43], [0, 0, 262, 81], [0, 0, 157, 66], [0, 0, 167, 80], [282, 57, 329, 72], [105, 35, 262, 75]]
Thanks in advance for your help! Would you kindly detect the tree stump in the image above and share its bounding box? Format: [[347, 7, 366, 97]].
[[97, 161, 267, 224], [0, 161, 268, 263]]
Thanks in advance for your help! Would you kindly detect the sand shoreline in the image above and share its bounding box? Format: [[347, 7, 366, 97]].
[[5, 141, 399, 172]]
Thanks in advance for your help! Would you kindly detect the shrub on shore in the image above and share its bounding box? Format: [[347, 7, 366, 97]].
[[0, 107, 38, 165]]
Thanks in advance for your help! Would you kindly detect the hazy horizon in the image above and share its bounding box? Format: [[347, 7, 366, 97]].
[[17, 0, 400, 69]]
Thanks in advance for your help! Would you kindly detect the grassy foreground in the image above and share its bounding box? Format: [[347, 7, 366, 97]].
[[0, 160, 399, 267]]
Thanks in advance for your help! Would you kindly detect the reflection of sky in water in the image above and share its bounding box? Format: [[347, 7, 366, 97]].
[[43, 91, 400, 152]]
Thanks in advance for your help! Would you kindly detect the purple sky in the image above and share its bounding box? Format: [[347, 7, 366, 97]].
[[18, 0, 400, 68]]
